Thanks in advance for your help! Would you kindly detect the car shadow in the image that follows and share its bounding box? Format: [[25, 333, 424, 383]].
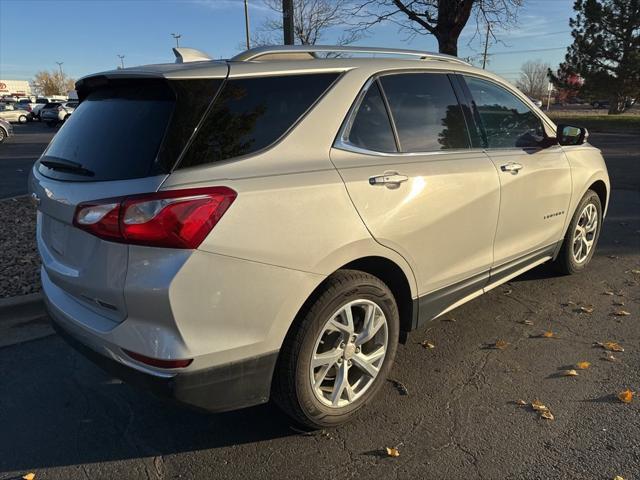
[[0, 335, 298, 473]]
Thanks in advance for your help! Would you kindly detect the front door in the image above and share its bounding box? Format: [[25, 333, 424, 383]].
[[462, 75, 572, 272], [331, 72, 500, 318]]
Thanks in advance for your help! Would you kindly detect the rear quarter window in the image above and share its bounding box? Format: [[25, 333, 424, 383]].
[[177, 73, 339, 169]]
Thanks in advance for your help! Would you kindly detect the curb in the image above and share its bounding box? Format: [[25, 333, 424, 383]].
[[0, 292, 45, 320]]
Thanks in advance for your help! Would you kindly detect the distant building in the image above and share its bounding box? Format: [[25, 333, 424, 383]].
[[0, 79, 32, 99]]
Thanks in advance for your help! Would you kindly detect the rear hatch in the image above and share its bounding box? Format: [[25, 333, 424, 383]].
[[31, 69, 227, 323]]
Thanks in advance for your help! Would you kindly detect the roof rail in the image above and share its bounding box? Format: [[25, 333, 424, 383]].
[[230, 45, 470, 65], [173, 47, 213, 63]]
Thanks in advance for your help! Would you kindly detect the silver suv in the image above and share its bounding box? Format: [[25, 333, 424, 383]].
[[30, 46, 609, 428]]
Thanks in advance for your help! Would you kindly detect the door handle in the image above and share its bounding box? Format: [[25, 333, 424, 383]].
[[369, 172, 409, 187], [500, 162, 523, 174]]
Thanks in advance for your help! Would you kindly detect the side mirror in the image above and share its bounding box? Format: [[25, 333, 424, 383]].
[[557, 124, 588, 146]]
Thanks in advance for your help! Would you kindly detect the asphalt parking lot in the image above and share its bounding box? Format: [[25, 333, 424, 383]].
[[0, 123, 639, 479]]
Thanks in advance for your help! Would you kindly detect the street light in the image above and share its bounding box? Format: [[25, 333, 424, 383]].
[[171, 33, 182, 48], [117, 54, 125, 69]]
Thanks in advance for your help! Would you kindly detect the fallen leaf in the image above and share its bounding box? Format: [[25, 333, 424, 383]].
[[493, 339, 510, 350], [503, 288, 513, 295], [603, 290, 614, 296], [22, 474, 35, 480], [603, 353, 618, 362], [618, 389, 634, 404], [385, 447, 400, 457], [563, 369, 579, 377], [577, 305, 594, 314], [613, 476, 625, 480], [594, 341, 624, 352], [630, 269, 640, 275], [540, 410, 555, 420], [613, 310, 631, 317], [441, 317, 456, 322], [542, 331, 555, 338], [531, 400, 549, 412], [576, 361, 591, 370], [421, 341, 435, 349], [613, 301, 625, 306], [520, 319, 534, 325], [516, 399, 527, 406]]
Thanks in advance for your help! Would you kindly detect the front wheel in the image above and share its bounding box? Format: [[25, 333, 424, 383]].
[[273, 270, 399, 428], [552, 190, 602, 274], [18, 115, 27, 124]]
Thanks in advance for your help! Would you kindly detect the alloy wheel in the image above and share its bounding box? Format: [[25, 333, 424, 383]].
[[573, 203, 598, 263], [309, 299, 388, 408]]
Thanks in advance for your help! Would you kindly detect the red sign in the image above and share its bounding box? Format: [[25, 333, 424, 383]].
[[0, 82, 7, 91]]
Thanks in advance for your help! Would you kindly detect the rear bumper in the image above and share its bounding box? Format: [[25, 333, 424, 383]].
[[51, 316, 279, 412]]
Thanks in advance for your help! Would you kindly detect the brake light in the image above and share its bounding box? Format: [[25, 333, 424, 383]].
[[123, 349, 193, 368], [73, 187, 236, 248]]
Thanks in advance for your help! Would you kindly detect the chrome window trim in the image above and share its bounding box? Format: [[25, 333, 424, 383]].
[[334, 69, 474, 157]]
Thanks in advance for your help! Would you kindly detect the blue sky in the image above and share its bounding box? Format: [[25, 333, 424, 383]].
[[0, 0, 575, 84]]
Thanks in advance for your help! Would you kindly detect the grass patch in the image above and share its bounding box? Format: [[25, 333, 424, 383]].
[[547, 113, 640, 134]]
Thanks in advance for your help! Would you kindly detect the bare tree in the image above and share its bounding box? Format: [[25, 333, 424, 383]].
[[350, 0, 523, 56], [33, 70, 75, 96], [255, 0, 359, 46], [515, 60, 550, 99]]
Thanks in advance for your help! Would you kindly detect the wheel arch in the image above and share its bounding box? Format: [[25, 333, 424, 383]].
[[588, 179, 608, 214]]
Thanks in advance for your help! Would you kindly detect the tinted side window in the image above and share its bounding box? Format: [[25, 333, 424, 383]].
[[179, 73, 338, 168], [379, 73, 469, 152], [346, 82, 397, 153], [464, 76, 544, 148]]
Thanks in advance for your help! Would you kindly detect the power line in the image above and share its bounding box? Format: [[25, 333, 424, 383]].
[[489, 47, 566, 56]]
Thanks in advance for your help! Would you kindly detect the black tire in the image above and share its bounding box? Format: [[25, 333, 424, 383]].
[[0, 128, 5, 143], [273, 269, 399, 429], [552, 189, 602, 275], [18, 115, 27, 124]]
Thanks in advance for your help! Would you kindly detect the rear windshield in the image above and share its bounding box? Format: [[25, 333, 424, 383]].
[[38, 82, 176, 182], [178, 73, 339, 169]]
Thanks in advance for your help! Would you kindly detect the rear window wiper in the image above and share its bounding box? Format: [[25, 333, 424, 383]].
[[40, 158, 95, 177]]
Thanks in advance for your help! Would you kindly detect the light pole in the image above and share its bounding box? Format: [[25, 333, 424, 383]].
[[55, 62, 64, 95], [117, 55, 125, 69], [171, 33, 182, 48], [244, 0, 250, 50]]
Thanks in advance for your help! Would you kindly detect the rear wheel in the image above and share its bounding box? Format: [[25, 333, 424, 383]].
[[18, 115, 27, 124], [273, 270, 399, 428], [0, 128, 5, 143], [552, 190, 602, 274]]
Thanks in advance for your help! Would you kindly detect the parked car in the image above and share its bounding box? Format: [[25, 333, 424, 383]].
[[30, 45, 610, 429], [32, 96, 68, 120], [41, 101, 76, 126], [591, 99, 609, 109], [0, 104, 29, 123], [528, 97, 543, 108], [0, 118, 13, 143], [15, 103, 35, 121]]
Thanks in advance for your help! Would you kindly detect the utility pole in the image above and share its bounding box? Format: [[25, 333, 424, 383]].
[[117, 54, 125, 69], [55, 61, 64, 77], [243, 0, 251, 50], [481, 22, 490, 69], [283, 0, 294, 45], [171, 33, 182, 48]]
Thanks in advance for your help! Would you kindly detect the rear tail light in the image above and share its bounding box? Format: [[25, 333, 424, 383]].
[[73, 187, 236, 248], [123, 349, 193, 369]]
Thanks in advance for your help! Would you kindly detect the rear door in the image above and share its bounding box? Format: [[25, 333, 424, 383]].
[[30, 75, 225, 323], [461, 75, 572, 273], [331, 72, 500, 319]]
